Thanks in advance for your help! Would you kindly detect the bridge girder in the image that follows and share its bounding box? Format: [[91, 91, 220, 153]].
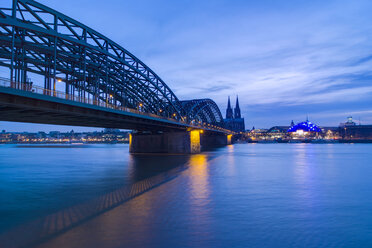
[[0, 0, 184, 119], [0, 0, 226, 128], [181, 99, 224, 127]]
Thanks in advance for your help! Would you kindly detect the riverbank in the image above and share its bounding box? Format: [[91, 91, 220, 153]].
[[247, 139, 372, 144]]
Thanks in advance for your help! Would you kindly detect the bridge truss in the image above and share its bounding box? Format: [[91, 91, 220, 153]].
[[181, 99, 224, 126], [0, 0, 226, 129]]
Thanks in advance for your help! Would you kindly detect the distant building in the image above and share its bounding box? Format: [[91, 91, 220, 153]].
[[104, 128, 121, 133], [339, 125, 372, 140], [288, 120, 322, 133], [340, 116, 357, 127], [49, 131, 61, 138], [245, 117, 372, 142], [287, 119, 322, 139], [224, 96, 245, 132], [268, 126, 290, 134], [339, 117, 372, 141], [265, 126, 291, 140], [0, 129, 130, 144]]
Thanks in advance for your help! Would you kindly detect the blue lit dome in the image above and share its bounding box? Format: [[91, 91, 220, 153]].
[[287, 121, 322, 133]]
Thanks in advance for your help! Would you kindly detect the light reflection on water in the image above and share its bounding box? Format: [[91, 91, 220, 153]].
[[189, 154, 209, 202], [1, 144, 372, 248]]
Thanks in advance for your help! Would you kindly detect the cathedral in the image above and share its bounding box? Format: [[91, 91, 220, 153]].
[[224, 96, 245, 132]]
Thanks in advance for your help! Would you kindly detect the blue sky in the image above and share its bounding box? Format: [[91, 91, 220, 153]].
[[2, 0, 372, 131]]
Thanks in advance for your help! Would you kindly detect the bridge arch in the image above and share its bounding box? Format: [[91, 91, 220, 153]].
[[181, 99, 224, 126], [0, 0, 184, 119], [0, 0, 229, 129]]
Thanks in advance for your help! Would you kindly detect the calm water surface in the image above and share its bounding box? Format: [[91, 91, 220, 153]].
[[1, 143, 372, 247]]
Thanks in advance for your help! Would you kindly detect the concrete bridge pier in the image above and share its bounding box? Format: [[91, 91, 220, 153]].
[[129, 131, 232, 154], [200, 131, 232, 151], [129, 130, 201, 154]]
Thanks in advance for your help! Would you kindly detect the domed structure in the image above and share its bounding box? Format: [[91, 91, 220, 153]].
[[287, 121, 322, 133]]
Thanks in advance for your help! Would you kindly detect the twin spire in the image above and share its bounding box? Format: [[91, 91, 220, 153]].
[[226, 96, 241, 119], [235, 96, 241, 119]]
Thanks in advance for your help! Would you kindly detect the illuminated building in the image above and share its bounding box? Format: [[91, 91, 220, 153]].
[[287, 119, 322, 139], [0, 130, 130, 144], [266, 126, 291, 140]]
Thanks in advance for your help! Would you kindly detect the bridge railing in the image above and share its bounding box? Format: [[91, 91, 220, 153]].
[[0, 78, 231, 133], [0, 78, 177, 121]]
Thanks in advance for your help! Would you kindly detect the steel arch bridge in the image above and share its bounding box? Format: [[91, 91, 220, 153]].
[[181, 99, 224, 126], [0, 0, 227, 131]]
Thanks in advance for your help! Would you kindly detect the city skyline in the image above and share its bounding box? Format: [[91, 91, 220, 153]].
[[1, 0, 372, 131]]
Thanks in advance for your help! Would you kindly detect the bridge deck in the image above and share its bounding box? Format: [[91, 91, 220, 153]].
[[0, 0, 232, 135], [0, 79, 230, 133]]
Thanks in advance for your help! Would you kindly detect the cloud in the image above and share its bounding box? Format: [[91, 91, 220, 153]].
[[350, 54, 372, 66], [69, 0, 372, 126], [4, 0, 372, 131]]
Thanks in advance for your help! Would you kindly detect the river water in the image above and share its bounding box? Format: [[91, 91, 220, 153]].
[[1, 143, 372, 247]]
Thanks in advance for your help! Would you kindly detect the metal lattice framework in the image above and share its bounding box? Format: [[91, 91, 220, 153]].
[[0, 0, 225, 127], [181, 99, 224, 126]]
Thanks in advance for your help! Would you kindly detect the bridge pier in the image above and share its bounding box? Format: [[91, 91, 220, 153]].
[[129, 131, 232, 154], [200, 132, 232, 150], [129, 131, 201, 154]]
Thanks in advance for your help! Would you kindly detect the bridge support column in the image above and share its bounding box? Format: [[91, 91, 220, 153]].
[[200, 132, 232, 151], [129, 130, 201, 154]]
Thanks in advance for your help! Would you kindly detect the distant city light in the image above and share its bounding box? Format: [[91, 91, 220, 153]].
[[287, 121, 322, 133]]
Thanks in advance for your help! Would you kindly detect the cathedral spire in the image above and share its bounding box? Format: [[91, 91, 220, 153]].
[[234, 95, 241, 119], [226, 96, 233, 119]]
